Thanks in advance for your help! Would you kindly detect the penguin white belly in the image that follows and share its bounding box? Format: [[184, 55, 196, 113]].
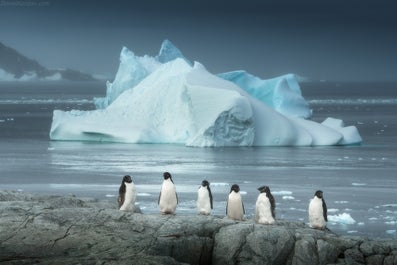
[[159, 180, 177, 214], [309, 197, 326, 228], [255, 193, 275, 224], [120, 182, 136, 211], [197, 187, 211, 215], [227, 192, 244, 220]]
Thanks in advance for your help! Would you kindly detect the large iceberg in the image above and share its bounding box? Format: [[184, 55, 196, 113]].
[[50, 40, 362, 147]]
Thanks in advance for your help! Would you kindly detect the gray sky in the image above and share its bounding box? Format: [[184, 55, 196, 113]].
[[1, 0, 396, 81]]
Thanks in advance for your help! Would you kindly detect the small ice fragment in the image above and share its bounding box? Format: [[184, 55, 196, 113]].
[[282, 196, 295, 200], [272, 191, 293, 195], [328, 213, 356, 224], [352, 183, 366, 186], [137, 193, 151, 197]]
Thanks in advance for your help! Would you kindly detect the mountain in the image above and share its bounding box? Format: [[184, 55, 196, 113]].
[[0, 42, 96, 81]]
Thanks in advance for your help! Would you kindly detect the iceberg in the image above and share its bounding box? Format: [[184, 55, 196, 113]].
[[50, 40, 362, 147]]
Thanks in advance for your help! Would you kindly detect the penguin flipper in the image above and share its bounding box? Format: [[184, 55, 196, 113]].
[[209, 188, 213, 209], [269, 194, 276, 218], [118, 195, 124, 209], [322, 198, 328, 221], [176, 192, 179, 204], [242, 201, 245, 215], [158, 192, 161, 205]]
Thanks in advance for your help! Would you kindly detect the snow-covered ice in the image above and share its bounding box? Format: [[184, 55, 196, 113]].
[[50, 40, 362, 147]]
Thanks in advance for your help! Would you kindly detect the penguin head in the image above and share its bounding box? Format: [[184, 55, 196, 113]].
[[123, 175, 132, 183], [163, 172, 172, 181], [257, 185, 270, 194], [314, 190, 323, 199], [201, 180, 210, 187], [230, 184, 240, 193]]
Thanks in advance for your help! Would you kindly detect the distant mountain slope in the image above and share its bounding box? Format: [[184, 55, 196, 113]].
[[0, 42, 96, 81]]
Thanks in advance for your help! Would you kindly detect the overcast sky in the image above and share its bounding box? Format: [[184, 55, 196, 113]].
[[1, 0, 396, 81]]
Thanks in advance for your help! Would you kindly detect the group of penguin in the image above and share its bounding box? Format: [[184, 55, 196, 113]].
[[118, 172, 328, 230]]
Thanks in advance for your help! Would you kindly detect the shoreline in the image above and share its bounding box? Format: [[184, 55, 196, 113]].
[[1, 190, 396, 264]]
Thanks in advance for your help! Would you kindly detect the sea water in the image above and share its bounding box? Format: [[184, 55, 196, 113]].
[[0, 81, 396, 239]]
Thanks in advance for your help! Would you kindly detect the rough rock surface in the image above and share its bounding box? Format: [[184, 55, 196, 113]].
[[1, 190, 396, 265]]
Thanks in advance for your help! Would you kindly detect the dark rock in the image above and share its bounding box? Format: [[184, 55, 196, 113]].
[[344, 248, 365, 264], [317, 239, 340, 265], [1, 190, 396, 265]]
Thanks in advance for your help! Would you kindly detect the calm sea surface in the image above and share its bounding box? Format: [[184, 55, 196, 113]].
[[0, 81, 396, 239]]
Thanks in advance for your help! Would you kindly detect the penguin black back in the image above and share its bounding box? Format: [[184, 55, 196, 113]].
[[202, 180, 213, 209]]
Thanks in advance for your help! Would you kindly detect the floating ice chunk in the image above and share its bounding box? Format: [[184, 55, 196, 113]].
[[272, 191, 293, 195], [211, 183, 230, 186], [328, 208, 339, 213], [386, 230, 396, 235], [352, 183, 367, 186], [282, 195, 295, 200], [328, 213, 356, 224], [382, 204, 397, 207], [334, 201, 349, 204], [137, 193, 152, 197]]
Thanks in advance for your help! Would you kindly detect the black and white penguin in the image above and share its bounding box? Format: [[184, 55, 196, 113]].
[[158, 172, 178, 214], [118, 175, 137, 211], [255, 185, 276, 224], [226, 184, 245, 221], [308, 190, 328, 229], [197, 180, 213, 215]]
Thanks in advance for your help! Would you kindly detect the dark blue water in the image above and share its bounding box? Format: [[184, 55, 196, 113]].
[[0, 81, 396, 239]]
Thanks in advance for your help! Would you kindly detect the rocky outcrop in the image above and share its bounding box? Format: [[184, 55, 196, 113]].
[[1, 190, 396, 265]]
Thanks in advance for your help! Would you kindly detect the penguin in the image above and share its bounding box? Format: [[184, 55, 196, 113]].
[[197, 180, 213, 215], [158, 172, 178, 214], [255, 185, 276, 224], [226, 184, 245, 221], [118, 175, 137, 212], [308, 190, 328, 229]]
